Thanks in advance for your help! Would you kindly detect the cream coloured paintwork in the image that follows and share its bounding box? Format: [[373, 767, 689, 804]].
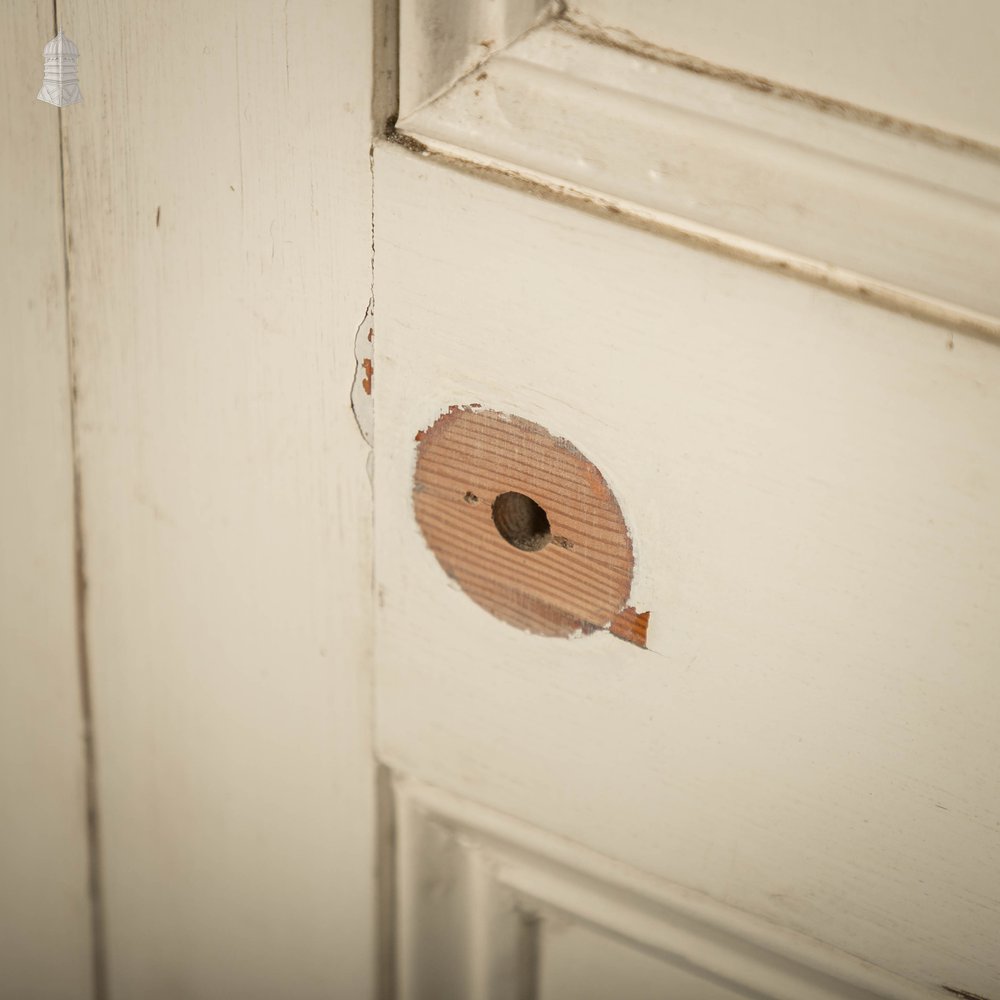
[[6, 1, 380, 996], [374, 122, 1000, 994], [0, 4, 93, 996]]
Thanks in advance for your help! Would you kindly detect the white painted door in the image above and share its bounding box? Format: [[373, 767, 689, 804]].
[[6, 2, 1000, 999], [3, 2, 377, 998], [373, 3, 1000, 999]]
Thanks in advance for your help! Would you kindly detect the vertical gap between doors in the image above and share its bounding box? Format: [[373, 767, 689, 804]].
[[371, 0, 399, 991]]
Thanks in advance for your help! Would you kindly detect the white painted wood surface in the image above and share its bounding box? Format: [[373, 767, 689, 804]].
[[401, 19, 1000, 339], [569, 1, 1000, 148], [58, 1, 376, 996], [374, 140, 1000, 995], [539, 923, 751, 1000], [398, 0, 551, 118], [10, 0, 997, 994], [0, 3, 94, 997], [394, 778, 940, 1000]]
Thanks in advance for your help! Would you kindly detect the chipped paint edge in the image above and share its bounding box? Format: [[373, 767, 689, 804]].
[[351, 298, 375, 450]]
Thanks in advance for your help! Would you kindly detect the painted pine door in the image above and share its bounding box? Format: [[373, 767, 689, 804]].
[[6, 2, 1000, 998], [372, 3, 1000, 999], [3, 2, 377, 998]]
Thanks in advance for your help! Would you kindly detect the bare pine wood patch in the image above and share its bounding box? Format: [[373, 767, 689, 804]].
[[413, 406, 647, 643]]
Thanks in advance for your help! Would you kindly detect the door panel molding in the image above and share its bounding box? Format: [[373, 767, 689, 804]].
[[395, 12, 1000, 341], [393, 777, 941, 1000], [568, 1, 1000, 150], [397, 0, 553, 119]]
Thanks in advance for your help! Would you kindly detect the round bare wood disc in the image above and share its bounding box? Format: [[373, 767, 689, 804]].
[[413, 406, 634, 638]]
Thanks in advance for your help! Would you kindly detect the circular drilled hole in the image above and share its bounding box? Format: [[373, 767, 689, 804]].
[[491, 491, 551, 552]]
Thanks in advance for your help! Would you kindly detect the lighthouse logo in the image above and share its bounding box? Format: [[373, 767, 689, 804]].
[[37, 29, 82, 108]]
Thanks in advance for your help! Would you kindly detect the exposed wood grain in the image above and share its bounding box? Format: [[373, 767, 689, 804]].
[[413, 407, 640, 638], [59, 1, 376, 996], [0, 2, 94, 996], [608, 607, 649, 648], [374, 140, 1000, 994]]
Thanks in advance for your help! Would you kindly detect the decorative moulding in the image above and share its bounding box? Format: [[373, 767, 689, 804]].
[[393, 10, 1000, 341], [397, 0, 554, 119], [392, 776, 947, 1000]]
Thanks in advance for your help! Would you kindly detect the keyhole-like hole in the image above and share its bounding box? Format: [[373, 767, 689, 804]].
[[491, 491, 551, 552]]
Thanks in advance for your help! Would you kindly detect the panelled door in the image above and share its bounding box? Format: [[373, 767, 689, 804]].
[[372, 2, 1000, 998], [6, 2, 999, 998]]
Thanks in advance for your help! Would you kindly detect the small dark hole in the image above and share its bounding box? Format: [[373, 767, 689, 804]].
[[464, 491, 479, 505], [492, 491, 551, 552]]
